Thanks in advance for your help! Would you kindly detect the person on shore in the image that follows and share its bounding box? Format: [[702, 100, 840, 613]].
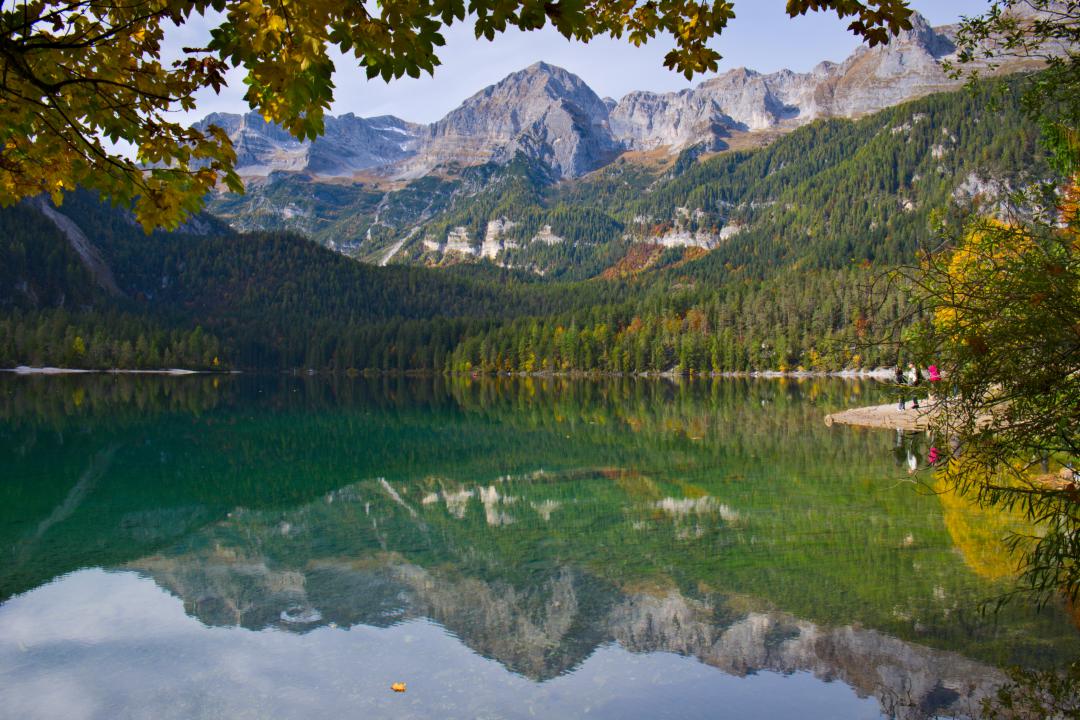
[[906, 363, 922, 410], [895, 364, 907, 410], [927, 364, 941, 405]]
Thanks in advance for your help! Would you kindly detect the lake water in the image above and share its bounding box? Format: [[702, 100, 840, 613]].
[[1, 375, 1077, 719]]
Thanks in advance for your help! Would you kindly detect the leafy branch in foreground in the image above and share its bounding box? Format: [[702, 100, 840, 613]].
[[904, 198, 1080, 604], [0, 0, 915, 229], [898, 0, 1080, 608], [948, 0, 1080, 174]]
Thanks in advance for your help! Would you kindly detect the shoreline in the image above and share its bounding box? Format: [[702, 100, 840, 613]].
[[4, 365, 894, 379], [448, 368, 897, 380], [3, 366, 223, 376], [824, 402, 935, 432]]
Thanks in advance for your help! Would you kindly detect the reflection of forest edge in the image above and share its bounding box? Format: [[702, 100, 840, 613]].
[[0, 373, 877, 428]]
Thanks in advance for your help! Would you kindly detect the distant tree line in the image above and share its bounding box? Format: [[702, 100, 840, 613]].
[[0, 310, 222, 369]]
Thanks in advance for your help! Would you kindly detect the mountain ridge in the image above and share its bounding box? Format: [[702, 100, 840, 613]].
[[202, 74, 1045, 279], [198, 11, 979, 182]]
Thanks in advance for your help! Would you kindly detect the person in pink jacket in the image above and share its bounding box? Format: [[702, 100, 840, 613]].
[[927, 364, 941, 404]]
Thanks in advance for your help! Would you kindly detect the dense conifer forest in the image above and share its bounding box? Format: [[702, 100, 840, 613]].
[[0, 78, 1050, 373]]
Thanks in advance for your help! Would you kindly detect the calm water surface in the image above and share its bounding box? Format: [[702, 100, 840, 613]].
[[1, 375, 1077, 720]]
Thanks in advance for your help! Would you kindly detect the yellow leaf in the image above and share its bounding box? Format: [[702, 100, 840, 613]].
[[266, 14, 286, 33]]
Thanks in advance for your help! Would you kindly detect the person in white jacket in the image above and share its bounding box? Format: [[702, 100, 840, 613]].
[[906, 363, 923, 410]]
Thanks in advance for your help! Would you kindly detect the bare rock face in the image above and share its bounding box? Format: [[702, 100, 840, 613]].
[[609, 11, 959, 151], [481, 218, 518, 259], [810, 11, 957, 119], [306, 114, 423, 176], [405, 62, 622, 179], [196, 64, 620, 181], [609, 86, 743, 152], [193, 111, 423, 177], [195, 112, 306, 174]]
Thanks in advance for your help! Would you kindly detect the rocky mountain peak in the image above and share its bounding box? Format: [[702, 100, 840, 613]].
[[895, 10, 957, 57], [440, 60, 612, 130], [608, 10, 965, 150], [498, 61, 594, 95], [195, 110, 421, 177], [194, 112, 305, 172], [814, 10, 958, 118], [407, 62, 621, 179]]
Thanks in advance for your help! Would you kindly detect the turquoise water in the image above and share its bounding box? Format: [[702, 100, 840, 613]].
[[1, 375, 1076, 719]]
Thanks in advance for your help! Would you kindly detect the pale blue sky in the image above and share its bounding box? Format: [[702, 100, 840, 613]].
[[172, 1, 993, 124]]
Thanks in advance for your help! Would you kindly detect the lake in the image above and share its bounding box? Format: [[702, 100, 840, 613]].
[[1, 375, 1076, 719]]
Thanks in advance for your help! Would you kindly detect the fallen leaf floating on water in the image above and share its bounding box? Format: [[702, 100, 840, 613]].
[[391, 683, 406, 693]]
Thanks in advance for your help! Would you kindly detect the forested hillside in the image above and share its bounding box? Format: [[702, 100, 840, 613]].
[[0, 78, 1051, 373], [210, 77, 1047, 282], [0, 191, 631, 369]]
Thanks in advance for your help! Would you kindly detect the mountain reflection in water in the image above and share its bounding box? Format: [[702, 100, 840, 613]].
[[0, 375, 1077, 720]]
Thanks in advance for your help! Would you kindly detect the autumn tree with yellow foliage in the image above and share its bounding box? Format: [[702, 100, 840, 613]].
[[0, 0, 917, 229], [901, 1, 1080, 612], [910, 196, 1080, 597]]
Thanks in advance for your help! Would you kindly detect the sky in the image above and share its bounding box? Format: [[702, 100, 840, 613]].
[[170, 0, 993, 125]]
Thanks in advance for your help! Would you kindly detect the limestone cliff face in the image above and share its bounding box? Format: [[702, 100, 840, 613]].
[[807, 12, 958, 120], [195, 112, 306, 173], [193, 112, 423, 177], [307, 114, 424, 176], [404, 62, 622, 180], [609, 12, 959, 151], [609, 68, 792, 150]]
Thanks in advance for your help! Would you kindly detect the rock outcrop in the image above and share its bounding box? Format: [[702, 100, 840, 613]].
[[481, 218, 518, 259], [193, 111, 423, 177], [609, 12, 959, 151], [403, 62, 622, 180]]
